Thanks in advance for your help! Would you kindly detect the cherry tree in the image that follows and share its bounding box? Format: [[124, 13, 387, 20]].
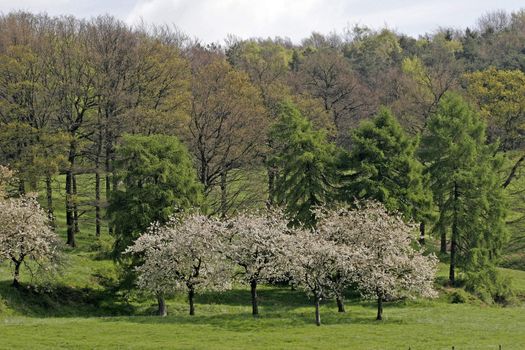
[[317, 202, 438, 320], [285, 229, 358, 326], [126, 213, 231, 316], [314, 209, 364, 313], [222, 210, 291, 316], [0, 195, 61, 288]]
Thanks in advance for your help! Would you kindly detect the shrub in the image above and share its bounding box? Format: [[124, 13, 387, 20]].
[[465, 266, 514, 304], [450, 289, 469, 304]]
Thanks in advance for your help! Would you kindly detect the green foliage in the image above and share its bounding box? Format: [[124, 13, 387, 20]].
[[340, 107, 433, 223], [420, 92, 509, 280], [465, 67, 525, 150], [108, 134, 202, 258], [270, 102, 337, 227], [344, 27, 402, 79], [0, 122, 69, 191], [450, 289, 469, 304], [464, 249, 514, 304]]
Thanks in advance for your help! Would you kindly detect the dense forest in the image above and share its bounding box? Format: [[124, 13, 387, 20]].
[[0, 8, 524, 325]]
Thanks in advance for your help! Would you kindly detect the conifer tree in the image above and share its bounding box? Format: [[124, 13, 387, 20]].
[[270, 102, 337, 227], [419, 93, 508, 286], [340, 107, 433, 242], [108, 134, 203, 259]]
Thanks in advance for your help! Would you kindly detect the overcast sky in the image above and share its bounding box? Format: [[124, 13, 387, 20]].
[[1, 0, 524, 43]]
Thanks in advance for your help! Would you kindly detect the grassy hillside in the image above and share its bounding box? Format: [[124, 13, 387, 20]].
[[0, 175, 525, 349]]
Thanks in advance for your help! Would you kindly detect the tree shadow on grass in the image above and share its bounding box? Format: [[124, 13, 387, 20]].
[[117, 295, 407, 330], [0, 279, 421, 327], [197, 287, 311, 309], [106, 310, 395, 330], [0, 280, 134, 318]]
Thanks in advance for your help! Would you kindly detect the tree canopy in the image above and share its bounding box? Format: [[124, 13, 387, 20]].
[[420, 93, 508, 288], [109, 134, 203, 259]]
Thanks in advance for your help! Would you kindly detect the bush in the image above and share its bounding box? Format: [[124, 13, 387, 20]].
[[450, 289, 469, 304], [465, 266, 514, 304]]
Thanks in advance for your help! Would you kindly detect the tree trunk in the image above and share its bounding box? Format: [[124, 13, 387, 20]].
[[449, 182, 459, 286], [250, 279, 259, 316], [266, 159, 276, 208], [105, 130, 113, 236], [45, 174, 55, 226], [18, 178, 25, 196], [66, 141, 76, 247], [95, 170, 101, 237], [72, 174, 79, 234], [220, 170, 227, 218], [419, 221, 425, 245], [188, 286, 195, 316], [440, 228, 447, 254], [336, 297, 345, 313], [95, 116, 103, 237], [315, 296, 321, 326], [376, 295, 383, 321], [12, 260, 21, 288], [157, 294, 167, 317], [66, 169, 74, 246]]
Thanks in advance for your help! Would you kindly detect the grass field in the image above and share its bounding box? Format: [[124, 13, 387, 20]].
[[1, 299, 524, 350], [0, 175, 525, 349]]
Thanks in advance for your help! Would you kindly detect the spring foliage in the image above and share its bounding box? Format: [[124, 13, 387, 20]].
[[126, 213, 231, 315], [314, 202, 438, 320], [129, 203, 438, 323], [0, 173, 61, 287]]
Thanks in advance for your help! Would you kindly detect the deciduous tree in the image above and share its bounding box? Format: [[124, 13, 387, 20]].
[[188, 50, 267, 216], [0, 194, 61, 288], [316, 202, 438, 320], [126, 213, 230, 316], [222, 210, 290, 316], [285, 229, 357, 326]]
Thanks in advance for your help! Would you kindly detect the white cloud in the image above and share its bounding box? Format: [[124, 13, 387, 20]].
[[0, 0, 133, 19], [124, 0, 525, 43], [0, 0, 524, 43]]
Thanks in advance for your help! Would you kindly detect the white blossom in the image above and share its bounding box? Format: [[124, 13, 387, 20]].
[[126, 213, 231, 315], [221, 209, 292, 315], [284, 228, 358, 325], [0, 195, 61, 287], [315, 202, 438, 320], [222, 209, 291, 283]]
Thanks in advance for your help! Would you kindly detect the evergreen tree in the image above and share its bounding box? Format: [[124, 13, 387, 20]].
[[419, 93, 508, 286], [340, 107, 433, 241], [108, 134, 203, 259], [270, 102, 337, 227]]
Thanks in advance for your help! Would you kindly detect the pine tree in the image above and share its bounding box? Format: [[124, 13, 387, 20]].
[[270, 102, 337, 227], [108, 134, 203, 259], [419, 92, 508, 286], [340, 107, 433, 241]]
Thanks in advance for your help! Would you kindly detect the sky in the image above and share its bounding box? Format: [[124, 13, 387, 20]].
[[1, 0, 524, 43]]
